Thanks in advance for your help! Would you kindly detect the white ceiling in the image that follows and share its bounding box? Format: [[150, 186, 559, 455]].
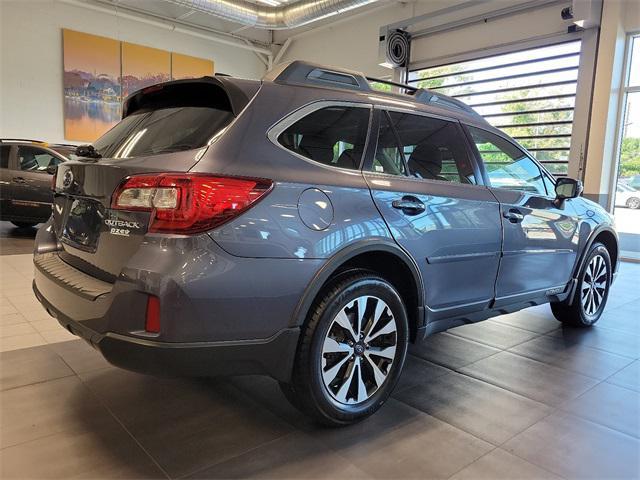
[[91, 0, 385, 46]]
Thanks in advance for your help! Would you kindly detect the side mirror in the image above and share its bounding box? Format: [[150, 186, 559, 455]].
[[554, 177, 583, 206], [46, 165, 57, 175]]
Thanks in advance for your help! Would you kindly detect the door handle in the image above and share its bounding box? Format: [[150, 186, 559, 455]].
[[12, 177, 27, 184], [392, 196, 425, 215], [503, 209, 524, 223]]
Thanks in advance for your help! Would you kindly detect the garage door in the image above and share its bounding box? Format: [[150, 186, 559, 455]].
[[408, 40, 582, 177]]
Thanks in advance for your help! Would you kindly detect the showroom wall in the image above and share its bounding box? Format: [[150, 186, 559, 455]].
[[274, 0, 571, 77], [583, 0, 640, 206], [0, 0, 267, 144]]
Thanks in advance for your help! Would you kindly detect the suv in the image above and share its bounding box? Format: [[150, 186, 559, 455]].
[[33, 62, 619, 425], [1, 139, 75, 228]]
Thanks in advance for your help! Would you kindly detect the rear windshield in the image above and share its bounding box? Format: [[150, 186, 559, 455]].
[[93, 82, 234, 159]]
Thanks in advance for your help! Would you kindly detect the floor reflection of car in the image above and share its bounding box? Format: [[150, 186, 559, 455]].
[[615, 182, 640, 209], [0, 139, 75, 228]]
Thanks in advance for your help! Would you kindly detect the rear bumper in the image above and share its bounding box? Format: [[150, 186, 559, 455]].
[[33, 279, 299, 381]]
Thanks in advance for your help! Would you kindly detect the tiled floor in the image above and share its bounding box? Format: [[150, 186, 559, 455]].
[[1, 243, 639, 478], [0, 223, 37, 256]]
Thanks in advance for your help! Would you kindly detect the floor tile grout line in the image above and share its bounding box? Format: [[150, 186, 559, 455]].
[[177, 431, 298, 480], [0, 426, 82, 453], [444, 444, 503, 480], [541, 329, 639, 360], [449, 367, 558, 408], [446, 327, 548, 353], [502, 345, 637, 382], [439, 330, 508, 351], [0, 372, 77, 393], [74, 371, 172, 480], [451, 364, 591, 410]]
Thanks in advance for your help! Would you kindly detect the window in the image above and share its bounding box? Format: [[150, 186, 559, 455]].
[[93, 82, 235, 159], [410, 40, 582, 176], [373, 112, 406, 175], [93, 107, 233, 159], [278, 106, 370, 170], [372, 111, 477, 185], [0, 146, 10, 169], [469, 126, 546, 195], [17, 147, 60, 172], [613, 33, 640, 260]]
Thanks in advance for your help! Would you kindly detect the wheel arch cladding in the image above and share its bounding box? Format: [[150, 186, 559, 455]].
[[593, 229, 618, 272], [575, 226, 619, 279], [291, 242, 425, 342]]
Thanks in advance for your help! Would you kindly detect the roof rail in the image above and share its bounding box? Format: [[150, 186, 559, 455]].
[[264, 60, 371, 91], [265, 61, 480, 118]]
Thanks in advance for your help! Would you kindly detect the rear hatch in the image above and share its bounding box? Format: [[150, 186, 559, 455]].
[[52, 78, 257, 280]]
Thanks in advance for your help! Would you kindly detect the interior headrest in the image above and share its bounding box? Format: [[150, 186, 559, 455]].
[[299, 134, 334, 164], [409, 144, 443, 178], [335, 149, 359, 169]]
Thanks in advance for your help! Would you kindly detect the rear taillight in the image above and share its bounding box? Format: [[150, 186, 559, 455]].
[[111, 173, 272, 234]]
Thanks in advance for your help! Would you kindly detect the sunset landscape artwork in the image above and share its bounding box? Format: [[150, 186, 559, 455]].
[[62, 29, 215, 142], [63, 29, 121, 142], [172, 53, 214, 80], [121, 42, 170, 98]]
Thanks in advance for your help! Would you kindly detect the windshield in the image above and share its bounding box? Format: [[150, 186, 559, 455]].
[[93, 106, 233, 159]]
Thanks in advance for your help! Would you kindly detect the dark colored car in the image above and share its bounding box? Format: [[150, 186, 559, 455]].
[[33, 62, 619, 425], [0, 139, 75, 228]]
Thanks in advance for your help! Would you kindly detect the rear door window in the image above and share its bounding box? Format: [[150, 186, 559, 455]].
[[372, 112, 406, 175], [371, 111, 478, 185], [277, 105, 370, 171]]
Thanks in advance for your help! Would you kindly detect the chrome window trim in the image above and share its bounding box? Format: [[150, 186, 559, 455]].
[[266, 100, 374, 174]]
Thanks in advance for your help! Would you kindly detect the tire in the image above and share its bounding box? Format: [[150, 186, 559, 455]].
[[11, 221, 38, 229], [626, 197, 640, 209], [282, 270, 409, 426], [551, 242, 612, 327]]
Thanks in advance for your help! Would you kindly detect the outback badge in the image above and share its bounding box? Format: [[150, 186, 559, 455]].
[[105, 217, 141, 237]]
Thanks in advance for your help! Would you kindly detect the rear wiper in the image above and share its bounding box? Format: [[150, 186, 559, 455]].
[[75, 144, 102, 159]]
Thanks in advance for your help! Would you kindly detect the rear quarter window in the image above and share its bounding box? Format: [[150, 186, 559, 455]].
[[277, 106, 370, 171]]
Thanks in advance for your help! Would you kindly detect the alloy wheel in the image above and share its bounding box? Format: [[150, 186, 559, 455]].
[[581, 254, 608, 316], [627, 197, 640, 209], [321, 296, 398, 405]]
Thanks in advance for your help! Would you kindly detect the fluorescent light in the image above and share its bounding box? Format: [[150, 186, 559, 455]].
[[256, 0, 280, 5]]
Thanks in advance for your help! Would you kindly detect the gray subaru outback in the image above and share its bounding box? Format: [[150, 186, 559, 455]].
[[33, 61, 619, 425]]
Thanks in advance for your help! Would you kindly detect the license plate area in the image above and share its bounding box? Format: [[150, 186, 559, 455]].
[[60, 197, 104, 253]]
